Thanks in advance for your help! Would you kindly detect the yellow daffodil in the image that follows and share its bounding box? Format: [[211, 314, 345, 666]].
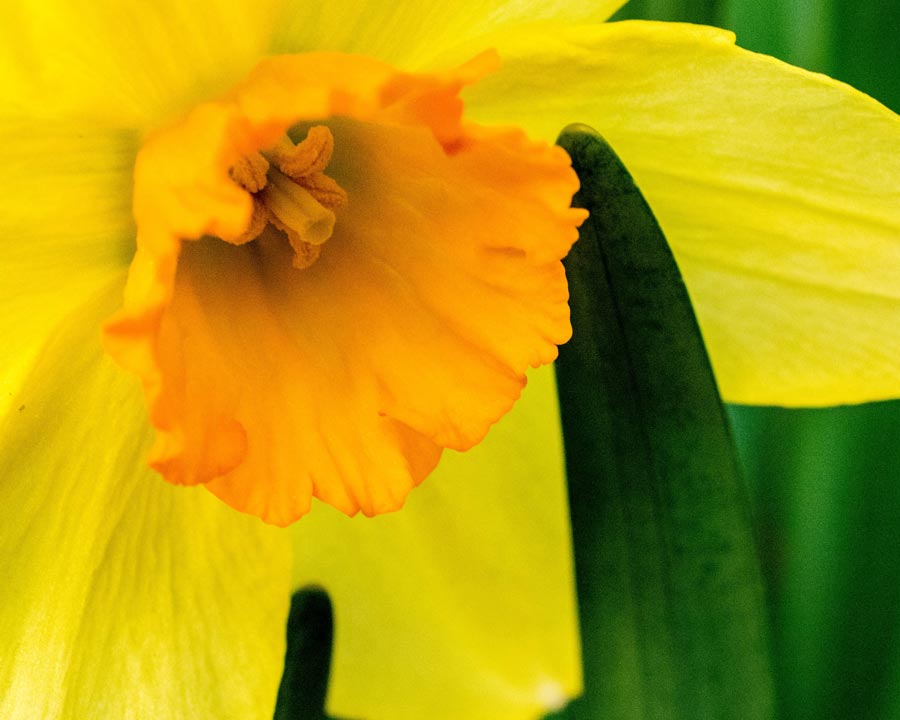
[[1, 1, 898, 719]]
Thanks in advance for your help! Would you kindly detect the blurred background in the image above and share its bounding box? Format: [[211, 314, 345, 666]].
[[612, 1, 900, 718]]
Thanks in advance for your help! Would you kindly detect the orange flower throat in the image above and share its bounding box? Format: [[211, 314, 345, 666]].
[[104, 52, 586, 526]]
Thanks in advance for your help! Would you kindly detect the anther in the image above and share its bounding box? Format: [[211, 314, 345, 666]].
[[299, 173, 349, 210], [229, 152, 270, 193], [223, 126, 346, 269], [266, 126, 335, 178]]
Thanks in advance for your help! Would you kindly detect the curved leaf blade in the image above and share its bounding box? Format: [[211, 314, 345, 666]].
[[555, 125, 775, 720]]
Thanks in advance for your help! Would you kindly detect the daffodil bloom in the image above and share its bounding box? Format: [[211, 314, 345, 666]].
[[1, 0, 898, 719]]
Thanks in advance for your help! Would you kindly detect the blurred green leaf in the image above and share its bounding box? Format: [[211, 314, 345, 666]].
[[830, 0, 900, 111], [708, 0, 900, 718], [731, 402, 900, 720], [611, 0, 720, 24], [275, 588, 334, 720], [614, 0, 900, 113], [554, 125, 775, 720]]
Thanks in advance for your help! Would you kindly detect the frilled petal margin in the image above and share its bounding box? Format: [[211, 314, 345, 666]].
[[292, 366, 581, 720], [462, 20, 900, 406], [104, 52, 585, 526], [0, 280, 292, 720]]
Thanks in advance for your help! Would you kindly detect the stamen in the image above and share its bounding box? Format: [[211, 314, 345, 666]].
[[224, 126, 346, 269], [267, 126, 335, 178], [299, 172, 349, 210], [229, 152, 270, 193]]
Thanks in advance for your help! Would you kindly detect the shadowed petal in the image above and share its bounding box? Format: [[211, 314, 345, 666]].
[[291, 366, 581, 720], [0, 120, 136, 417], [0, 281, 292, 720]]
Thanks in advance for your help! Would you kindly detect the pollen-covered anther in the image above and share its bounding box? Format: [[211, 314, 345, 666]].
[[299, 172, 349, 210], [229, 151, 270, 193], [223, 126, 346, 268], [267, 125, 336, 178]]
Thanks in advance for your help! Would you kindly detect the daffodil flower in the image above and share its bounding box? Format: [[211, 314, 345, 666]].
[[1, 0, 898, 719]]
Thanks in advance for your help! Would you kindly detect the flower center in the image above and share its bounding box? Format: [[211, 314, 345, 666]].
[[223, 125, 348, 269], [105, 51, 585, 526]]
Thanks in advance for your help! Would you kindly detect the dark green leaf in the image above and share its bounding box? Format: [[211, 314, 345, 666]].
[[274, 587, 334, 720], [554, 126, 775, 720]]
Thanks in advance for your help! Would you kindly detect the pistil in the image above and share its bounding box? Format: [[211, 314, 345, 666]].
[[222, 125, 347, 268]]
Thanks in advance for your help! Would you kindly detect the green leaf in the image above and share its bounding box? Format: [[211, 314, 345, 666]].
[[610, 0, 721, 25], [554, 126, 776, 720], [731, 401, 900, 720], [274, 588, 334, 720], [830, 0, 900, 112], [721, 1, 900, 718]]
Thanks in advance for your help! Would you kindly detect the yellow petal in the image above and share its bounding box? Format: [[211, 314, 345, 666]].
[[269, 0, 628, 66], [0, 280, 291, 720], [1, 0, 627, 127], [0, 119, 136, 417], [292, 366, 581, 720], [1, 0, 282, 126], [463, 20, 900, 406]]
